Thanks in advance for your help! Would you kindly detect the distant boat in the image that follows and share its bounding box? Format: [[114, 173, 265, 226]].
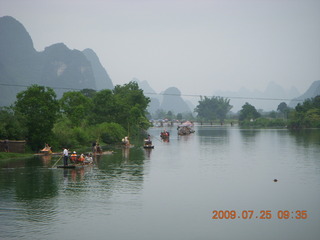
[[57, 162, 93, 169], [143, 138, 154, 149], [160, 130, 170, 139], [177, 121, 195, 135]]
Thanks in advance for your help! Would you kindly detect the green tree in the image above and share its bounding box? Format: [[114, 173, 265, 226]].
[[15, 85, 60, 151], [80, 88, 97, 99], [60, 91, 92, 126], [0, 107, 27, 139], [239, 102, 261, 121], [166, 111, 174, 120], [277, 102, 289, 119], [153, 109, 166, 120], [90, 89, 116, 124], [195, 96, 232, 122], [289, 96, 320, 128], [93, 122, 127, 144], [113, 81, 150, 134]]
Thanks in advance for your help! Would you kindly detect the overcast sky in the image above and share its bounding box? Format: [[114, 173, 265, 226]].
[[1, 0, 319, 96]]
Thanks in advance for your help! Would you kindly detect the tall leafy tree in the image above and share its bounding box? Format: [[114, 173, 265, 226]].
[[0, 107, 26, 139], [277, 102, 289, 119], [239, 102, 261, 121], [80, 88, 97, 99], [113, 81, 150, 133], [90, 89, 116, 124], [60, 91, 92, 126], [195, 96, 232, 122], [289, 96, 320, 128], [15, 85, 60, 150]]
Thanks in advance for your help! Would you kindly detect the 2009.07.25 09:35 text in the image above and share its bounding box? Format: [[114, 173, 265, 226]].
[[212, 210, 308, 220]]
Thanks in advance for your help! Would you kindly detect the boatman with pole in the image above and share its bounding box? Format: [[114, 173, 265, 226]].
[[63, 148, 69, 166]]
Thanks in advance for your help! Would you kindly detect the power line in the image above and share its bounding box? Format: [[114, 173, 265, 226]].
[[0, 83, 305, 102], [143, 92, 304, 102], [0, 83, 84, 91]]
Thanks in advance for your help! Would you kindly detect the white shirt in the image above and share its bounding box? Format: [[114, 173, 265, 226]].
[[63, 149, 68, 156]]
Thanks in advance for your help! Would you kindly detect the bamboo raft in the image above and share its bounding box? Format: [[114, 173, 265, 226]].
[[57, 163, 93, 169]]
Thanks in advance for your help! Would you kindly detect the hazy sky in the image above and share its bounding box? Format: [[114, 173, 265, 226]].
[[1, 0, 319, 96]]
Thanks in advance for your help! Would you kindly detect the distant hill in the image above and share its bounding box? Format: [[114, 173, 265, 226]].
[[83, 48, 113, 90], [133, 78, 161, 114], [134, 78, 192, 115], [0, 16, 113, 106], [214, 81, 300, 112], [289, 80, 320, 108], [160, 87, 191, 114]]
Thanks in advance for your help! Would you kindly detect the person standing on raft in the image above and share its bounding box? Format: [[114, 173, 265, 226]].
[[63, 148, 69, 166]]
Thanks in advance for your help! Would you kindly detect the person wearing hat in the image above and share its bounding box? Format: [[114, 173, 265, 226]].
[[70, 151, 77, 162]]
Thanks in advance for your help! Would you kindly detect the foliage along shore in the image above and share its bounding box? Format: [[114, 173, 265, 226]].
[[0, 81, 150, 153], [0, 152, 34, 161], [237, 96, 320, 129], [1, 80, 319, 153]]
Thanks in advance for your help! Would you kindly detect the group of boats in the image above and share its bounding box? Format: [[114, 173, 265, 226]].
[[144, 121, 195, 148], [40, 121, 195, 169]]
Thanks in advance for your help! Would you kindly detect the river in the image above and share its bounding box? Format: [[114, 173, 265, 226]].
[[1, 126, 320, 240]]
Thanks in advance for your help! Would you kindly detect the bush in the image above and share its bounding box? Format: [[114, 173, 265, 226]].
[[92, 122, 127, 144], [240, 118, 287, 128], [52, 118, 78, 148], [73, 127, 91, 146]]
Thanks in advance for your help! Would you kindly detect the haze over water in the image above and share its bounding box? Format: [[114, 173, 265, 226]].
[[1, 126, 320, 240]]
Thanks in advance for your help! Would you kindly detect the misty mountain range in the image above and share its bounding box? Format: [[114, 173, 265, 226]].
[[0, 16, 113, 106], [214, 82, 300, 112], [1, 16, 319, 115]]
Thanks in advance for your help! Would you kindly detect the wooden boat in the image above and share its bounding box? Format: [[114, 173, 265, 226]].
[[57, 162, 93, 169], [143, 139, 154, 149], [121, 143, 134, 148], [57, 165, 77, 169], [39, 144, 53, 155], [160, 131, 170, 139], [177, 121, 195, 135], [143, 144, 154, 149], [39, 150, 52, 155]]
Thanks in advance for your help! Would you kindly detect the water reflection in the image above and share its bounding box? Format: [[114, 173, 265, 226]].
[[0, 158, 59, 201], [121, 146, 130, 160], [197, 126, 230, 145], [144, 148, 153, 159], [289, 129, 320, 147], [1, 127, 320, 240], [239, 128, 261, 141], [37, 154, 52, 165]]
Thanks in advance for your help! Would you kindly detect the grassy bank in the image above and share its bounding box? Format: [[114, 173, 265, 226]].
[[239, 118, 287, 128], [0, 152, 34, 161]]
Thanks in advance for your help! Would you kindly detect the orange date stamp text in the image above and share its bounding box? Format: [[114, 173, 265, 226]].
[[211, 210, 308, 220]]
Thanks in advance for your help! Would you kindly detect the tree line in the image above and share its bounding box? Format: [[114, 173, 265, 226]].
[[194, 95, 320, 128], [1, 82, 319, 152], [0, 81, 150, 151]]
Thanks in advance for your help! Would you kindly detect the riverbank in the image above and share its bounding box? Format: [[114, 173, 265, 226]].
[[0, 152, 34, 161]]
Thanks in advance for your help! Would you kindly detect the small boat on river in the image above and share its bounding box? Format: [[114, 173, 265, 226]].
[[143, 137, 154, 149], [39, 143, 53, 155], [57, 165, 77, 169], [57, 162, 93, 169], [177, 121, 195, 135], [160, 130, 170, 139]]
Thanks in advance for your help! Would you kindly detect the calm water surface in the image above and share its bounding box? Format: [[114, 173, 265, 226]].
[[1, 126, 320, 240]]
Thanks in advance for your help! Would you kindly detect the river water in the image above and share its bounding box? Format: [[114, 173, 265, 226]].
[[0, 126, 320, 240]]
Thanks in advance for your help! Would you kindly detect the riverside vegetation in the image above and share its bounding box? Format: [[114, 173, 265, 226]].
[[0, 81, 150, 153], [0, 81, 319, 155]]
